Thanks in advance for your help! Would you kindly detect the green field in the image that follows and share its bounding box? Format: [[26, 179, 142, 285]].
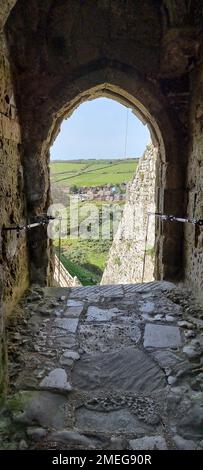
[[50, 158, 138, 187]]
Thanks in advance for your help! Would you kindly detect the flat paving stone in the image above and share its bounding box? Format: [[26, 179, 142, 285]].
[[144, 324, 182, 349], [63, 307, 83, 318], [129, 435, 167, 450], [140, 302, 155, 314], [76, 407, 154, 434], [86, 306, 124, 322], [54, 318, 79, 333], [40, 368, 72, 392], [73, 347, 166, 393], [67, 300, 84, 308], [150, 350, 183, 368]]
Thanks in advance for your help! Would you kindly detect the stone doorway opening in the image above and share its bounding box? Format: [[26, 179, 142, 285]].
[[3, 0, 190, 301], [49, 95, 155, 288], [14, 76, 184, 290]]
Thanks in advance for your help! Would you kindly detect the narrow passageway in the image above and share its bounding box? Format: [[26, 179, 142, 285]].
[[2, 282, 203, 450], [1, 2, 203, 459]]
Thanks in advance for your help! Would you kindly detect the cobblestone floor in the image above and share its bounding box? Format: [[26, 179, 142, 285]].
[[1, 281, 203, 450]]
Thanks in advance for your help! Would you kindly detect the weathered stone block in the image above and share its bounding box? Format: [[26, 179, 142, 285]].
[[144, 324, 182, 349]]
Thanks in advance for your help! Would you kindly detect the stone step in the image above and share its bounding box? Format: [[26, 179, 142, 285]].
[[44, 281, 176, 299]]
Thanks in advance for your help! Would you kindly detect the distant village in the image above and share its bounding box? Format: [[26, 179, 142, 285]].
[[69, 183, 128, 201]]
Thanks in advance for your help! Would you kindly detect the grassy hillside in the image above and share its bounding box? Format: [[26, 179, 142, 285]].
[[50, 158, 138, 187], [53, 200, 121, 285], [56, 239, 112, 285], [51, 158, 138, 285]]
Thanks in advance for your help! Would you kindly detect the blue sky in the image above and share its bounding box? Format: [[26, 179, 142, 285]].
[[50, 97, 150, 160]]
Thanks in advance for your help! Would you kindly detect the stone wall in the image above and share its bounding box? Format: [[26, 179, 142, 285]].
[[54, 255, 81, 288], [184, 64, 203, 302], [0, 34, 29, 310], [102, 144, 157, 285], [0, 22, 29, 393]]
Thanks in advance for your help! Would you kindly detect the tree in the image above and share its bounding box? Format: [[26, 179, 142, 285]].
[[70, 184, 78, 194]]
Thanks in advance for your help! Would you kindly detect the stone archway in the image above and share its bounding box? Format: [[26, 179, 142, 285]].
[[16, 65, 186, 285], [5, 0, 191, 288]]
